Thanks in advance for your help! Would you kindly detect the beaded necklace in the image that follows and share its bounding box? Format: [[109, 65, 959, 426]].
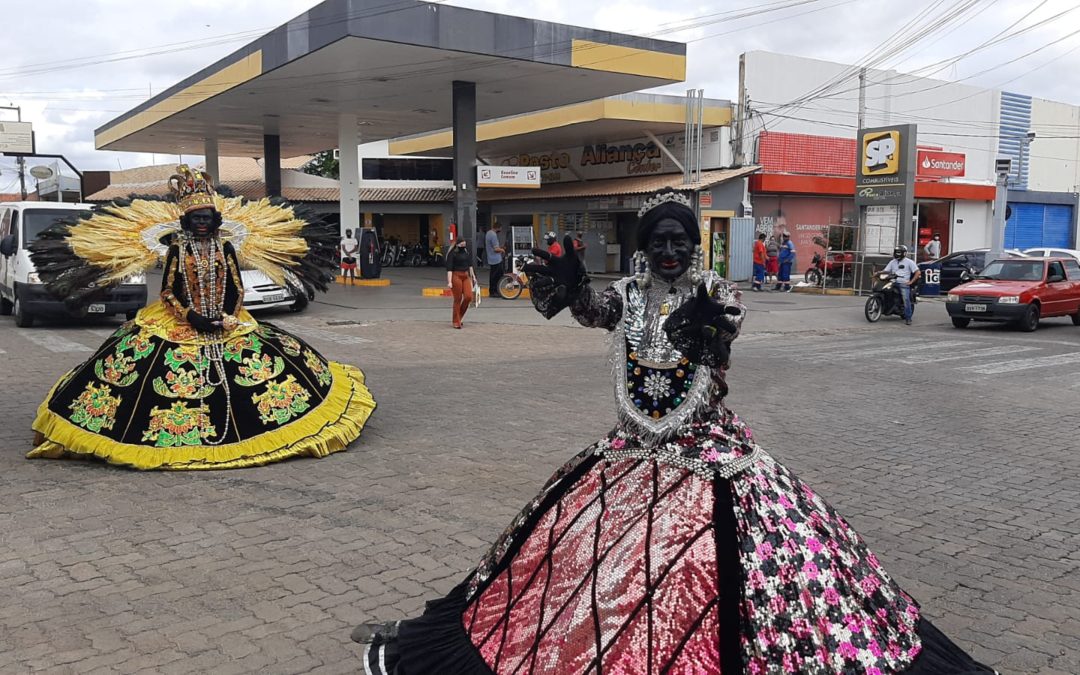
[[179, 233, 232, 445]]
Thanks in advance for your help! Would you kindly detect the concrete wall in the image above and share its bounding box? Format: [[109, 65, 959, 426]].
[[952, 200, 993, 251], [742, 51, 998, 184], [1027, 98, 1080, 193]]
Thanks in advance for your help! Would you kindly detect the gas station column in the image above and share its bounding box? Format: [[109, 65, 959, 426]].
[[204, 137, 219, 186], [263, 134, 281, 198], [453, 81, 477, 246], [338, 114, 361, 237]]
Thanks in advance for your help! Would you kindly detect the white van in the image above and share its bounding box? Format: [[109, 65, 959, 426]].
[[0, 202, 148, 327]]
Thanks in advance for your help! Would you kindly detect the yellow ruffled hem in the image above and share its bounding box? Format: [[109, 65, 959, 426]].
[[28, 362, 375, 470]]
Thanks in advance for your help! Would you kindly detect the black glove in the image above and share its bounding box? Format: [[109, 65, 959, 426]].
[[522, 234, 588, 319], [663, 283, 742, 368], [186, 309, 219, 333]]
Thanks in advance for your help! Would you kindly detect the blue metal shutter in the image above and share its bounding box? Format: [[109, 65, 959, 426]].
[[727, 217, 754, 282], [1042, 204, 1072, 248], [1005, 203, 1044, 249]]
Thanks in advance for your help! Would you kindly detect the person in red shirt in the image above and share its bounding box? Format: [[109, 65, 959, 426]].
[[752, 232, 767, 291], [545, 232, 563, 258]]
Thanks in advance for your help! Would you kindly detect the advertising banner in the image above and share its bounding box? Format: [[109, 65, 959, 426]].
[[753, 195, 857, 264]]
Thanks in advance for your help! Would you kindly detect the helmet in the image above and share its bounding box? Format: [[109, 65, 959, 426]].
[[544, 231, 557, 242], [893, 245, 908, 259]]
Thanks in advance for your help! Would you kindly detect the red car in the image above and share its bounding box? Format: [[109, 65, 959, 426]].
[[946, 257, 1080, 332]]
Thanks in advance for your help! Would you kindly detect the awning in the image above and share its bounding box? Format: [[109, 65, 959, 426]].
[[479, 167, 758, 202]]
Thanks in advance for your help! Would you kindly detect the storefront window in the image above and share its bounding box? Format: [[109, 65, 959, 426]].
[[752, 196, 857, 260]]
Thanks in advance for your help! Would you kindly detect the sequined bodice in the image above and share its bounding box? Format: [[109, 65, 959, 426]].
[[624, 279, 698, 364], [614, 277, 716, 441]]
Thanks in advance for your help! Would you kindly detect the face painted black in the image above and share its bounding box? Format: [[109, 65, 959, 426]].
[[647, 218, 693, 282], [185, 208, 217, 239]]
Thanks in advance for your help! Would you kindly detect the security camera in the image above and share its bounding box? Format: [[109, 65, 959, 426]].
[[1026, 131, 1036, 140]]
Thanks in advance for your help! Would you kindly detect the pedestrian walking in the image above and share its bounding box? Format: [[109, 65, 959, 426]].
[[924, 232, 942, 260], [573, 231, 587, 272], [340, 229, 359, 285], [752, 232, 767, 291], [774, 232, 795, 292], [445, 238, 477, 329], [485, 222, 506, 297], [765, 235, 779, 284]]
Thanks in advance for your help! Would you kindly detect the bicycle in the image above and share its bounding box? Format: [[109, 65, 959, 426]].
[[497, 255, 531, 299]]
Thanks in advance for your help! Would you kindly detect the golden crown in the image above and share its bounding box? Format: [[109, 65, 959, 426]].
[[637, 189, 693, 217], [168, 164, 217, 214]]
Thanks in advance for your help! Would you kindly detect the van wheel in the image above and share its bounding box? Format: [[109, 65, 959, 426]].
[[0, 296, 11, 316], [13, 294, 34, 327]]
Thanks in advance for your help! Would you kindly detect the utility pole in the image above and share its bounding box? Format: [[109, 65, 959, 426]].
[[857, 67, 866, 131], [1, 105, 26, 199], [734, 54, 747, 166]]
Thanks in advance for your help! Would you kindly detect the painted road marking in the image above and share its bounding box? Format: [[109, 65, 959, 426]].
[[805, 340, 978, 360], [958, 352, 1080, 375], [889, 344, 1042, 365], [274, 321, 372, 345], [33, 331, 94, 353]]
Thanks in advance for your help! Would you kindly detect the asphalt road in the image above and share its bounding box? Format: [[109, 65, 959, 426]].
[[1, 270, 1077, 674]]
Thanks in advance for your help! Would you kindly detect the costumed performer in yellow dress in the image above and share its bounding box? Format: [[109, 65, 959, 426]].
[[26, 165, 375, 469]]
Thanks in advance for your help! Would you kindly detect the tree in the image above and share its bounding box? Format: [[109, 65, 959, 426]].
[[303, 150, 339, 179]]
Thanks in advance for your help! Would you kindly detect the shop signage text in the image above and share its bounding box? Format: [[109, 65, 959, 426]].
[[501, 130, 722, 184], [0, 121, 34, 154], [477, 166, 541, 189], [916, 150, 966, 178]]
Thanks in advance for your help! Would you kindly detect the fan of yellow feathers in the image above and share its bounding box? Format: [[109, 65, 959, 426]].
[[30, 193, 339, 307]]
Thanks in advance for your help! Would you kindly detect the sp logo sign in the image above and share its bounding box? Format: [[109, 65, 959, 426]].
[[862, 130, 900, 176]]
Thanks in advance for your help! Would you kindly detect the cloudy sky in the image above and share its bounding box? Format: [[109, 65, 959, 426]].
[[1, 0, 1077, 187]]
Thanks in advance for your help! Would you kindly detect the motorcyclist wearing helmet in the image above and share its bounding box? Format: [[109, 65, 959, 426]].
[[883, 245, 921, 325], [545, 232, 563, 258]]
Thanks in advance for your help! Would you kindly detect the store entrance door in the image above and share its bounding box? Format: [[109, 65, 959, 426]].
[[915, 200, 951, 261]]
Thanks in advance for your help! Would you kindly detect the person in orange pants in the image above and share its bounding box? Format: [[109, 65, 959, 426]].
[[445, 238, 477, 329]]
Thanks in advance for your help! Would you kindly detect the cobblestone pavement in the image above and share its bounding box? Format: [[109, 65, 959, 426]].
[[1, 281, 1078, 674]]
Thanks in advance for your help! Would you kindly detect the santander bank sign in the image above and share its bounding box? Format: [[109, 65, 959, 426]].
[[917, 149, 966, 178]]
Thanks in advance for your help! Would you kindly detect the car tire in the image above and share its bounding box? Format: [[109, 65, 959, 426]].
[[1072, 311, 1080, 326], [13, 294, 34, 328], [125, 310, 138, 321], [951, 317, 970, 328], [0, 296, 11, 316], [1019, 304, 1040, 332], [291, 293, 309, 313]]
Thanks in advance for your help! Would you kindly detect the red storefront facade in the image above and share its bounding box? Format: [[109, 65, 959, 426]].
[[751, 132, 995, 263]]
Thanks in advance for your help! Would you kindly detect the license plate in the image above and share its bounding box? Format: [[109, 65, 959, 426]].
[[965, 304, 987, 312], [264, 293, 284, 303], [87, 303, 106, 314]]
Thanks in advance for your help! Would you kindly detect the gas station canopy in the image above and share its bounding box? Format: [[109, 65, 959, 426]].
[[388, 93, 732, 159], [94, 0, 687, 157]]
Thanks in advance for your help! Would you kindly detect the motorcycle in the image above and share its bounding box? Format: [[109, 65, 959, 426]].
[[864, 272, 917, 322], [805, 249, 855, 287]]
